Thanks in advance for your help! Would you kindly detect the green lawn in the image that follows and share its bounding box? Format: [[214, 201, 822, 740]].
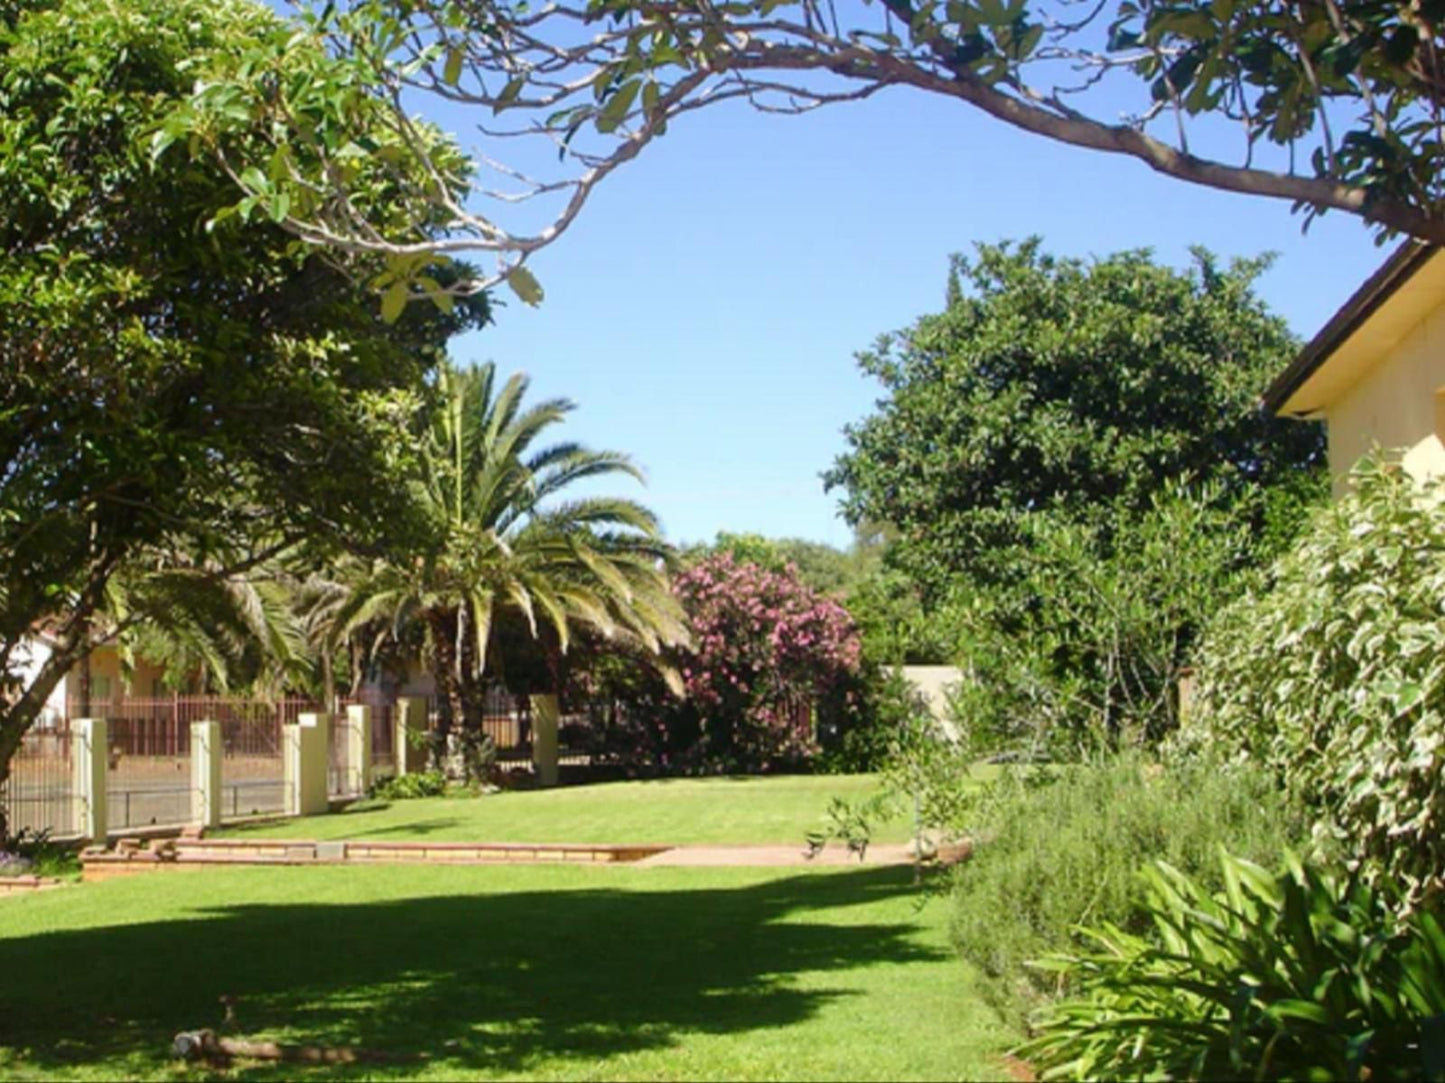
[[0, 863, 1016, 1081], [222, 774, 958, 846]]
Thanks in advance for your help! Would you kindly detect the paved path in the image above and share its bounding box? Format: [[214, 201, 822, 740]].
[[636, 843, 921, 867]]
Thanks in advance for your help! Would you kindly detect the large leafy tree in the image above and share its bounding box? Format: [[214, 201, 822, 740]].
[[823, 240, 1324, 755], [164, 0, 1445, 296], [309, 362, 686, 776], [825, 239, 1324, 601], [0, 0, 488, 829]]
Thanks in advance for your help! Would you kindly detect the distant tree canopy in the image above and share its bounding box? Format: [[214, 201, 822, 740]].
[[825, 239, 1325, 603], [0, 0, 489, 797], [690, 532, 877, 598]]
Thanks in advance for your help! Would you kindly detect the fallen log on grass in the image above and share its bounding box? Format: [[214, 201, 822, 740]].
[[173, 1028, 423, 1065]]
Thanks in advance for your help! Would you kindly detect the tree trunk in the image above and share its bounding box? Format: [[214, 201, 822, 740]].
[[425, 609, 499, 783], [320, 650, 336, 711], [454, 627, 491, 785], [426, 612, 458, 775]]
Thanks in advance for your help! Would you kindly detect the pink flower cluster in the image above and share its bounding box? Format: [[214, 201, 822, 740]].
[[671, 553, 863, 767]]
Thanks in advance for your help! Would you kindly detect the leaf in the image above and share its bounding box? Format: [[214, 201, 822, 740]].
[[1015, 23, 1043, 58], [1268, 998, 1331, 1025], [442, 46, 464, 87], [149, 124, 181, 163], [493, 76, 526, 115], [976, 0, 1007, 25], [203, 203, 239, 234], [380, 280, 409, 323], [238, 166, 268, 193], [596, 79, 642, 133], [416, 275, 455, 314], [506, 265, 545, 307]]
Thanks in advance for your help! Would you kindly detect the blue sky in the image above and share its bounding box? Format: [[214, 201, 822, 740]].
[[429, 69, 1383, 549]]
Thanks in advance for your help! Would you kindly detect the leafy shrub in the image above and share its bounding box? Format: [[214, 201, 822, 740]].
[[951, 483, 1261, 760], [368, 770, 447, 800], [572, 553, 865, 774], [1189, 458, 1445, 911], [1022, 853, 1445, 1082], [804, 796, 878, 860], [672, 553, 862, 771], [876, 692, 981, 836], [0, 828, 78, 880], [815, 666, 922, 774], [949, 754, 1300, 1017], [844, 567, 963, 666]]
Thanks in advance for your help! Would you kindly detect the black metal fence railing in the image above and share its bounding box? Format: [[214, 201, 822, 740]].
[[224, 778, 286, 819], [423, 687, 531, 757], [106, 785, 197, 832], [2, 722, 77, 838], [106, 716, 192, 832], [221, 708, 292, 818], [3, 689, 631, 836]]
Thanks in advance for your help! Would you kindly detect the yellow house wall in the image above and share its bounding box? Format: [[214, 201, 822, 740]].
[[71, 647, 171, 706], [1326, 298, 1445, 492]]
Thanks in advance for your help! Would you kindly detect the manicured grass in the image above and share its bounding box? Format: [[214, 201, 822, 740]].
[[0, 863, 1015, 1080], [222, 774, 959, 846]]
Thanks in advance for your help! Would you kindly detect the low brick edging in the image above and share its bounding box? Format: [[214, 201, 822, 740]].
[[79, 835, 972, 880], [0, 875, 65, 896], [80, 837, 676, 880]]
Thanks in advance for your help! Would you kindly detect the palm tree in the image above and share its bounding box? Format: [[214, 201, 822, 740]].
[[84, 547, 309, 705], [310, 361, 686, 777]]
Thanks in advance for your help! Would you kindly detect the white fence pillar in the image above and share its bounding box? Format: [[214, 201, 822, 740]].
[[394, 696, 427, 776], [71, 718, 107, 843], [190, 720, 222, 829], [284, 713, 330, 817], [530, 694, 560, 789], [346, 704, 372, 795]]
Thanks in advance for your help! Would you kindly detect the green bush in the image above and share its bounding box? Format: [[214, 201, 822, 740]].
[[1021, 853, 1445, 1082], [816, 667, 925, 774], [950, 483, 1262, 760], [368, 770, 447, 801], [1189, 457, 1445, 911], [949, 754, 1300, 1016]]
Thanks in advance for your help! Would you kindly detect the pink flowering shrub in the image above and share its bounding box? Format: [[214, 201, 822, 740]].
[[670, 553, 863, 770], [569, 553, 866, 773]]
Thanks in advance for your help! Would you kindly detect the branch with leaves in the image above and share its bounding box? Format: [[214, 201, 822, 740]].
[[173, 0, 1445, 306]]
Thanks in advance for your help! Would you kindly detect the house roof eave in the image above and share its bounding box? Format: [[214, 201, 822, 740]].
[[1263, 241, 1437, 417]]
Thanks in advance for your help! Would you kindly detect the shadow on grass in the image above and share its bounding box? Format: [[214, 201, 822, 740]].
[[0, 866, 935, 1078]]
